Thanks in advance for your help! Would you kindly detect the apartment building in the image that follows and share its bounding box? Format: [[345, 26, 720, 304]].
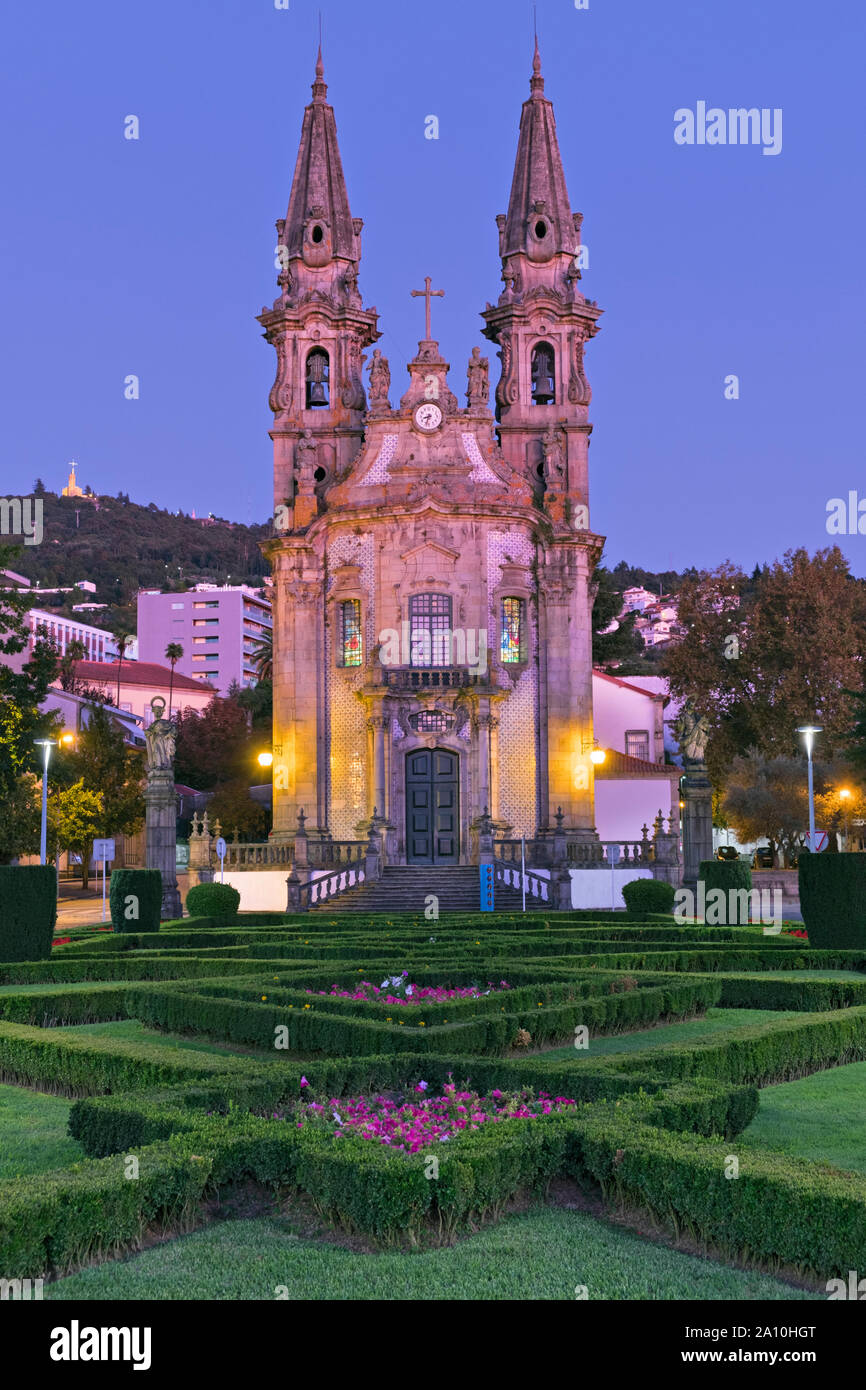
[[137, 584, 272, 696]]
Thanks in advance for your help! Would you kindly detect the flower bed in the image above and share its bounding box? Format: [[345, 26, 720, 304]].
[[279, 1078, 577, 1152], [305, 973, 511, 1007]]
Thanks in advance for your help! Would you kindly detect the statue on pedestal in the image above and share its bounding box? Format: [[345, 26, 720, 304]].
[[144, 696, 182, 920]]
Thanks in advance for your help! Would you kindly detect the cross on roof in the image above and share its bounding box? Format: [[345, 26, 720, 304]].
[[410, 276, 444, 341]]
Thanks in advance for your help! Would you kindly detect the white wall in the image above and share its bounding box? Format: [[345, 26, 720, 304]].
[[569, 866, 653, 909], [595, 780, 673, 844], [220, 866, 363, 913], [592, 673, 664, 763]]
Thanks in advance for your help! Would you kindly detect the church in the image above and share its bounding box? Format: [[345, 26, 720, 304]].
[[260, 43, 607, 869]]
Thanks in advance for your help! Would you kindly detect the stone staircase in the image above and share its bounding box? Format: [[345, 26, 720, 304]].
[[308, 865, 549, 915]]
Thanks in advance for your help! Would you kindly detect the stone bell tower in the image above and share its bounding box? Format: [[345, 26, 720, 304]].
[[482, 40, 605, 843], [259, 48, 379, 842]]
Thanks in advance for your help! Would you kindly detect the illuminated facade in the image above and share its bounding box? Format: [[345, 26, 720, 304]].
[[260, 45, 604, 864]]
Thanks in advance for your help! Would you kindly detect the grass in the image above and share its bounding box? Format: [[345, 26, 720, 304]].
[[46, 1206, 818, 1301], [540, 1007, 800, 1062], [56, 1019, 268, 1060], [0, 1083, 83, 1179], [740, 1060, 866, 1176]]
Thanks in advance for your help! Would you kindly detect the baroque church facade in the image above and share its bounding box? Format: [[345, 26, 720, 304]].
[[260, 44, 606, 866]]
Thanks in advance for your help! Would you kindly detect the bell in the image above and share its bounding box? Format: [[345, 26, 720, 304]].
[[308, 381, 327, 406], [534, 375, 555, 404]]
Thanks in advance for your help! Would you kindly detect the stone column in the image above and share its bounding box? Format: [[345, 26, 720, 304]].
[[682, 761, 713, 887], [267, 544, 325, 842], [143, 697, 182, 920], [368, 712, 388, 822], [475, 704, 492, 821]]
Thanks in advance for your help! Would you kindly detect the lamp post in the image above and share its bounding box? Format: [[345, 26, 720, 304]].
[[796, 725, 822, 853], [33, 739, 57, 866], [840, 787, 851, 852]]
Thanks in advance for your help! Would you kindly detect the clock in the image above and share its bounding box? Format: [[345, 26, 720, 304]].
[[413, 402, 442, 432]]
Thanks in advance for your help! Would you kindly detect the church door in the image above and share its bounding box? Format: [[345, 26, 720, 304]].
[[405, 749, 459, 864]]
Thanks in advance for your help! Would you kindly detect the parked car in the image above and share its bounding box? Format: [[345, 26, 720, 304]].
[[716, 846, 739, 861]]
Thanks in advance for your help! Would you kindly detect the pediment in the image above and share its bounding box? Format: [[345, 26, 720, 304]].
[[400, 541, 460, 565]]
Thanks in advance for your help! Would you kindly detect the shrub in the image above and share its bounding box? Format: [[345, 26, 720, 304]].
[[799, 854, 866, 948], [185, 882, 241, 925], [621, 878, 675, 919], [0, 866, 56, 962], [109, 869, 163, 934], [697, 859, 753, 924]]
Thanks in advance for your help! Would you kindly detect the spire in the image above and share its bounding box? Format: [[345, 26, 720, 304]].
[[499, 41, 579, 262], [280, 47, 358, 263]]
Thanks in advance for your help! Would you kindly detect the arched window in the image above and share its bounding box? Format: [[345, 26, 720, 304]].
[[530, 342, 556, 405], [337, 599, 362, 667], [501, 597, 527, 663], [305, 348, 330, 408], [409, 593, 452, 667]]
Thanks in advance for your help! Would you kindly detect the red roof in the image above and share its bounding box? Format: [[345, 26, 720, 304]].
[[69, 660, 216, 693], [593, 669, 667, 701], [594, 748, 680, 779]]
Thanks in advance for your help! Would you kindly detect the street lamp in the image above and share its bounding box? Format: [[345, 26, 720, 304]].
[[59, 731, 75, 749], [33, 738, 57, 866], [796, 725, 822, 853], [257, 751, 273, 769], [589, 747, 605, 766], [840, 787, 852, 851]]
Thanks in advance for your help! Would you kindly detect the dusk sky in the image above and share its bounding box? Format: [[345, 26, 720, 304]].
[[2, 0, 863, 574]]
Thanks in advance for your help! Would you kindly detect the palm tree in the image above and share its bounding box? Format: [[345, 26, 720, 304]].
[[165, 642, 184, 718], [110, 624, 135, 710], [250, 631, 273, 683]]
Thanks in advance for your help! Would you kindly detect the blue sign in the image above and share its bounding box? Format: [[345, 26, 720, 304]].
[[480, 864, 494, 912]]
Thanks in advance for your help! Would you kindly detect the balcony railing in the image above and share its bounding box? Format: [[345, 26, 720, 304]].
[[379, 666, 486, 691]]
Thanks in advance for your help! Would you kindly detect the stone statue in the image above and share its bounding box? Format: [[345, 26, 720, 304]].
[[368, 349, 391, 404], [542, 427, 566, 486], [674, 707, 712, 764], [295, 429, 318, 488], [466, 346, 489, 407], [144, 697, 176, 772]]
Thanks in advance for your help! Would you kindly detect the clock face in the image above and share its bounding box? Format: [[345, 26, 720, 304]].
[[414, 402, 443, 432]]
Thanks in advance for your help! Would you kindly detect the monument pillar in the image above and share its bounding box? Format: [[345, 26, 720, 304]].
[[676, 708, 714, 889], [144, 696, 182, 920]]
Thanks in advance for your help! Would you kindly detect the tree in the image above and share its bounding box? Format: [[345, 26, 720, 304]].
[[47, 780, 103, 878], [206, 779, 269, 840], [720, 754, 810, 867], [814, 767, 866, 851], [174, 696, 253, 790], [33, 478, 46, 496], [110, 621, 136, 709], [591, 564, 643, 667], [58, 638, 88, 693], [165, 642, 184, 718], [67, 705, 144, 885], [0, 548, 61, 861], [664, 549, 866, 786], [249, 631, 273, 683]]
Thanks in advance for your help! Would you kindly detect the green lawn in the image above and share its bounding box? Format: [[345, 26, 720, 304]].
[[741, 1060, 866, 1175], [0, 1084, 83, 1179], [541, 1007, 800, 1062], [57, 1019, 267, 1060], [47, 1206, 817, 1301]]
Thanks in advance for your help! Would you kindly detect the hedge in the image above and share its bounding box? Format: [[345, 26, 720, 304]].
[[109, 869, 163, 934], [621, 878, 675, 919], [799, 854, 866, 949], [126, 977, 721, 1057], [0, 865, 56, 961], [184, 882, 241, 925], [697, 859, 754, 924]]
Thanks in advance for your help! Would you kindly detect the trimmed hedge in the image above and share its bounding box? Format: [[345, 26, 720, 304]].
[[697, 859, 754, 924], [184, 882, 241, 925], [799, 853, 866, 948], [109, 869, 163, 934], [0, 865, 56, 961], [621, 878, 675, 918]]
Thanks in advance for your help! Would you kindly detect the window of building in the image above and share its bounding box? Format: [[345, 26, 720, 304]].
[[530, 342, 556, 405], [193, 601, 219, 609], [337, 599, 362, 667], [409, 593, 452, 667], [501, 597, 527, 663], [409, 710, 453, 733], [305, 348, 330, 408], [625, 730, 650, 761], [171, 602, 185, 610], [192, 618, 219, 627]]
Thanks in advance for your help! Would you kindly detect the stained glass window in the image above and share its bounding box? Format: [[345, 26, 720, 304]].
[[409, 593, 452, 667], [410, 710, 452, 732], [501, 597, 527, 664], [338, 599, 362, 667]]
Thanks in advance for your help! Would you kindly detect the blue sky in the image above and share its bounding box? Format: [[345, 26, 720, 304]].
[[1, 0, 864, 575]]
